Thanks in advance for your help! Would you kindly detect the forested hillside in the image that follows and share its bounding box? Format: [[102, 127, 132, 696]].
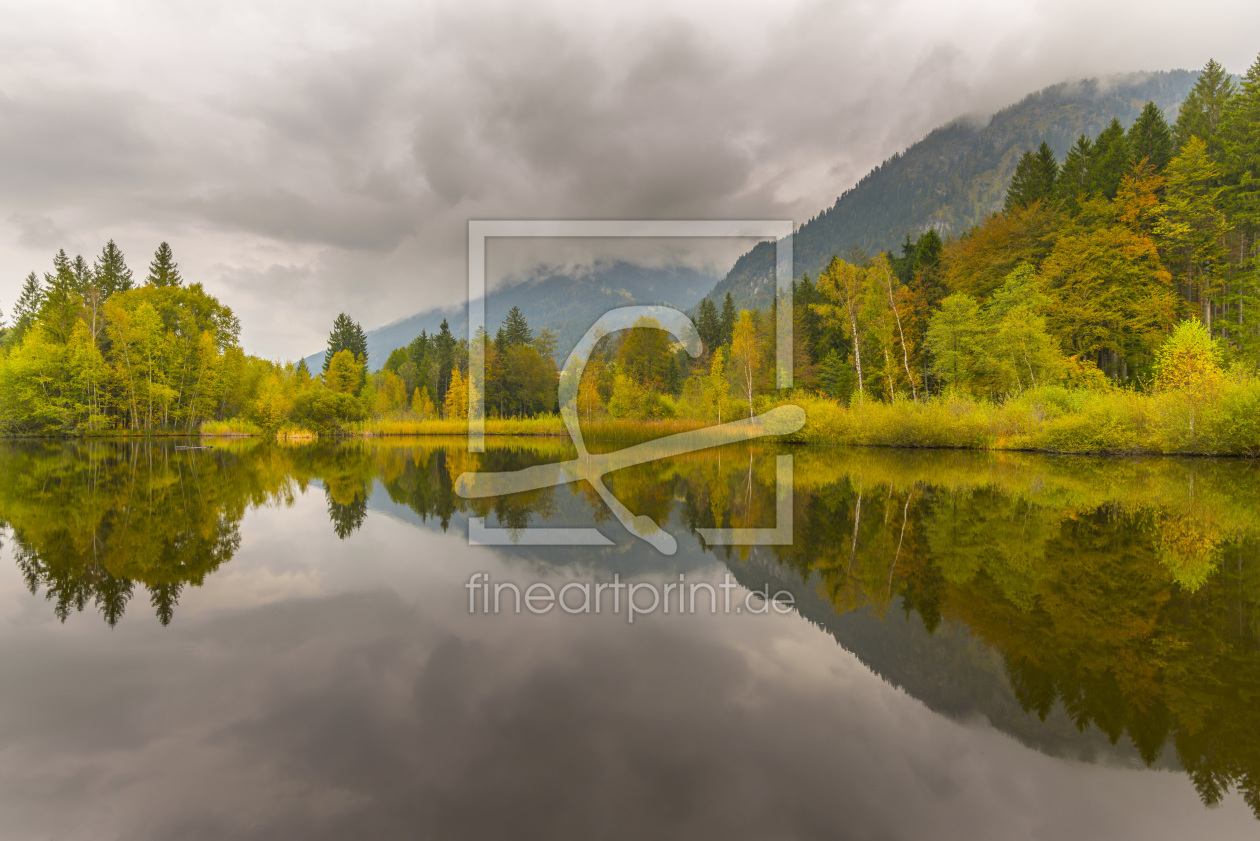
[[707, 70, 1198, 311], [307, 261, 718, 373]]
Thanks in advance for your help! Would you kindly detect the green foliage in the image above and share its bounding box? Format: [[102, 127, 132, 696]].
[[146, 242, 183, 288], [323, 312, 368, 373], [1175, 58, 1236, 154], [325, 349, 365, 395], [926, 294, 982, 391], [290, 388, 367, 436], [1004, 142, 1058, 211], [1153, 319, 1224, 392], [1128, 101, 1174, 171]]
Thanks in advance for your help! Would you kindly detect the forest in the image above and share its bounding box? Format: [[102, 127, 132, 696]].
[[0, 55, 1258, 454]]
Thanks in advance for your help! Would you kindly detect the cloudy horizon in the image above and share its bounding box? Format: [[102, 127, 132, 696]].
[[1, 0, 1258, 360]]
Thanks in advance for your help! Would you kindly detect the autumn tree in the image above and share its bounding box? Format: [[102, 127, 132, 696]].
[[729, 310, 760, 419]]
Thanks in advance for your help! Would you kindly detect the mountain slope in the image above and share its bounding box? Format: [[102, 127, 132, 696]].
[[707, 70, 1198, 311], [305, 261, 718, 371]]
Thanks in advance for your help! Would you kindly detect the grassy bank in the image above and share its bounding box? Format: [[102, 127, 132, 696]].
[[789, 382, 1260, 456], [193, 381, 1260, 456]]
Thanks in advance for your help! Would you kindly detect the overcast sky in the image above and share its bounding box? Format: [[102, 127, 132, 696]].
[[1, 0, 1258, 360]]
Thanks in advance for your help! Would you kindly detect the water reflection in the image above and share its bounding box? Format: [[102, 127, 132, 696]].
[[2, 438, 1259, 820]]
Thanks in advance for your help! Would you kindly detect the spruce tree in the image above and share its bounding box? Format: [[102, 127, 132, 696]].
[[695, 297, 721, 352], [434, 319, 455, 402], [1005, 142, 1058, 211], [12, 272, 43, 336], [499, 305, 533, 347], [1176, 58, 1236, 155], [147, 242, 183, 287], [323, 313, 369, 373], [1127, 101, 1174, 172], [1089, 119, 1129, 199], [1221, 53, 1260, 242], [1057, 135, 1093, 204], [93, 240, 133, 297], [40, 250, 81, 342], [720, 292, 737, 346]]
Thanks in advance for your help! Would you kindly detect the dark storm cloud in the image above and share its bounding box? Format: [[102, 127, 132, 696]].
[[0, 0, 1257, 358]]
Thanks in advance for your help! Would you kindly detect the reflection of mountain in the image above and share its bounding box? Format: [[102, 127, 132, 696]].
[[726, 551, 1172, 767]]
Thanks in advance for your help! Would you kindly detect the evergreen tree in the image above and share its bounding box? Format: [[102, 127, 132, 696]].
[[1221, 53, 1260, 249], [71, 254, 92, 291], [1089, 119, 1129, 199], [719, 292, 737, 346], [12, 272, 43, 337], [1005, 142, 1058, 211], [147, 242, 183, 288], [893, 233, 918, 284], [322, 313, 369, 373], [1127, 101, 1174, 172], [434, 319, 456, 402], [295, 358, 311, 380], [499, 305, 533, 348], [40, 250, 81, 342], [695, 297, 721, 352], [93, 240, 133, 297], [1057, 135, 1093, 204], [1175, 58, 1236, 154]]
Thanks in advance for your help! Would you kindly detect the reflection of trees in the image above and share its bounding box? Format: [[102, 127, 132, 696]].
[[311, 442, 376, 540], [1, 441, 262, 626], [8, 435, 1260, 818], [750, 449, 1260, 819]]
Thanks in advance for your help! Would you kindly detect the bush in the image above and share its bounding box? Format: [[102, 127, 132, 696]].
[[290, 389, 368, 436]]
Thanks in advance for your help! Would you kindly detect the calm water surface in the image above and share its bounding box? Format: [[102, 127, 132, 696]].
[[1, 438, 1259, 840]]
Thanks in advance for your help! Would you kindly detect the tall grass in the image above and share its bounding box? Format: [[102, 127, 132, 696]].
[[201, 379, 1260, 455], [200, 418, 264, 437], [786, 378, 1260, 455]]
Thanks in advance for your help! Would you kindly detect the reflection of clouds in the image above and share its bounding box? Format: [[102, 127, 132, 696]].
[[177, 567, 327, 616], [0, 510, 1255, 840]]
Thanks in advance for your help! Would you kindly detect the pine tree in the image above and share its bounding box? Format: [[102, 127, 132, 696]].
[[719, 292, 736, 346], [1175, 58, 1236, 154], [695, 297, 721, 352], [1221, 53, 1260, 265], [1005, 142, 1058, 211], [12, 272, 43, 337], [1127, 101, 1174, 172], [93, 240, 133, 297], [1158, 136, 1229, 329], [147, 242, 183, 287], [434, 319, 455, 402], [295, 358, 311, 380], [1057, 135, 1093, 204], [40, 250, 81, 342], [1089, 119, 1129, 199], [322, 313, 369, 373], [499, 306, 533, 348]]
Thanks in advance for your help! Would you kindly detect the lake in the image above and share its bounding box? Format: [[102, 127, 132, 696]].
[[1, 438, 1258, 839]]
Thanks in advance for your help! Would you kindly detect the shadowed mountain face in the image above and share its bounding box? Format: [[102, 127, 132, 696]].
[[304, 261, 718, 370], [4, 437, 1260, 822]]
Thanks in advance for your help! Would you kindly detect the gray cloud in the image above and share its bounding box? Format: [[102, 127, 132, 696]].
[[0, 0, 1257, 358]]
